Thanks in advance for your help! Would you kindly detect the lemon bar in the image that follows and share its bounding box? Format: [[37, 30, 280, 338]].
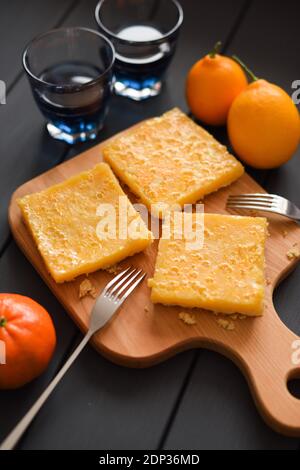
[[148, 213, 267, 316], [18, 163, 153, 283], [103, 108, 244, 215]]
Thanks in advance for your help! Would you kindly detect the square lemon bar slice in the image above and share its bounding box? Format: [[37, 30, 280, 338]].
[[103, 108, 244, 214], [18, 163, 153, 283], [148, 213, 268, 316]]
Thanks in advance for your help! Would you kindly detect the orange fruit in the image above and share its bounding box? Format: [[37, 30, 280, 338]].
[[0, 294, 56, 389], [228, 79, 300, 169], [186, 42, 248, 126]]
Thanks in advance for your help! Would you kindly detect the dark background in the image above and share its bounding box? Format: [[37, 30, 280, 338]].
[[0, 0, 300, 450]]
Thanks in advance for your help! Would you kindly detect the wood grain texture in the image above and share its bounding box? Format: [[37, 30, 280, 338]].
[[8, 119, 300, 437], [0, 0, 97, 249], [1, 0, 256, 451], [0, 241, 77, 443], [19, 349, 196, 450], [169, 0, 300, 449], [163, 350, 299, 450]]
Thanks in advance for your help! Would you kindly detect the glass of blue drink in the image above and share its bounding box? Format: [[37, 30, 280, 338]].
[[23, 27, 115, 144], [95, 0, 183, 101]]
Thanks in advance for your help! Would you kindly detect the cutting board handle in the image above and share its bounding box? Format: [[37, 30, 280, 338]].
[[238, 300, 300, 436]]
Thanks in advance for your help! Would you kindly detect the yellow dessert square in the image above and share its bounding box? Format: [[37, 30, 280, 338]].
[[103, 108, 244, 215], [18, 163, 153, 283], [148, 213, 268, 316]]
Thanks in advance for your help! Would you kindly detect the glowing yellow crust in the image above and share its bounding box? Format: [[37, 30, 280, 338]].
[[18, 163, 153, 283], [103, 108, 244, 215], [148, 213, 267, 316]]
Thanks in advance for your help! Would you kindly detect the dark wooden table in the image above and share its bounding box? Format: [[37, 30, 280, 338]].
[[1, 0, 300, 450]]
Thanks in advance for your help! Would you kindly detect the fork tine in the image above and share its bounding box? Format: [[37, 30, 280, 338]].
[[118, 272, 146, 302], [108, 268, 141, 296], [228, 200, 273, 207], [228, 195, 283, 205], [228, 193, 275, 200], [227, 200, 273, 208], [228, 196, 274, 203], [226, 192, 300, 225], [102, 267, 131, 294], [113, 268, 143, 299], [105, 267, 137, 296], [226, 203, 277, 213]]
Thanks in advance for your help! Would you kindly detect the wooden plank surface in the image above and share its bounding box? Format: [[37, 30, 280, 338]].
[[0, 0, 251, 450], [164, 0, 300, 450], [20, 350, 196, 450], [1, 0, 300, 450], [0, 1, 78, 249], [0, 0, 75, 89], [0, 0, 97, 444], [164, 350, 299, 450], [0, 242, 77, 443], [9, 118, 300, 437]]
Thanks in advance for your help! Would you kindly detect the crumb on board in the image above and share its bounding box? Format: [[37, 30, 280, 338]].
[[282, 229, 288, 238], [229, 314, 238, 320], [213, 312, 246, 321], [144, 306, 149, 313], [231, 314, 247, 320], [105, 264, 122, 275], [286, 245, 300, 260], [179, 312, 197, 325], [266, 278, 271, 286], [217, 318, 235, 330], [79, 279, 97, 299]]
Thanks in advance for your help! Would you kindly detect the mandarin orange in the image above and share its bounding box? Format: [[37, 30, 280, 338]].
[[228, 78, 300, 169], [186, 42, 248, 126]]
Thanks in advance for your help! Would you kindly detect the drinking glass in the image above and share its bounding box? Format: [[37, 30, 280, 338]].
[[23, 27, 115, 144], [95, 0, 183, 101]]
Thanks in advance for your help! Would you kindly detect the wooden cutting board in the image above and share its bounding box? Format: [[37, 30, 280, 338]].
[[8, 122, 300, 437]]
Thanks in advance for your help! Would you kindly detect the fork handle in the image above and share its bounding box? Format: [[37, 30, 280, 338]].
[[0, 330, 93, 451]]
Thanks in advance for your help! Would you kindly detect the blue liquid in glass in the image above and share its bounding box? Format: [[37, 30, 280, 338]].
[[34, 61, 111, 140], [114, 25, 173, 99]]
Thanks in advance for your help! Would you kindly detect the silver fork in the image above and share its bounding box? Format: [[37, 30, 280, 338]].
[[227, 193, 300, 222], [0, 266, 145, 451]]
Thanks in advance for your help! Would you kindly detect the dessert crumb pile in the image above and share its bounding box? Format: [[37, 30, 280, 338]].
[[178, 312, 197, 325], [286, 243, 300, 260], [79, 279, 97, 299], [217, 318, 235, 330], [105, 264, 122, 275]]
